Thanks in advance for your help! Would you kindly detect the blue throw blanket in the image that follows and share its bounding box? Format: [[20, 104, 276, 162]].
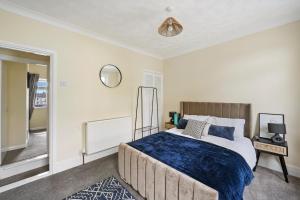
[[128, 132, 254, 200]]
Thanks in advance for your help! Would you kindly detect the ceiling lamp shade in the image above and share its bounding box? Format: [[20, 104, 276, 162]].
[[158, 17, 183, 37]]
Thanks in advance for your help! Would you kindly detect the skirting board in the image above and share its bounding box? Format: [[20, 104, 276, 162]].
[[53, 147, 117, 174], [29, 127, 47, 132], [258, 154, 300, 178]]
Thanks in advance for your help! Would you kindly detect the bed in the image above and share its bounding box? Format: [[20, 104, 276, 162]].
[[118, 102, 256, 200]]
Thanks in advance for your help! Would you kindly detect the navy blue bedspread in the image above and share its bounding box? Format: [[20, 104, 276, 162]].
[[128, 132, 254, 200]]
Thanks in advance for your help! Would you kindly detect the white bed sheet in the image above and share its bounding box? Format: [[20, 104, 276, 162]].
[[166, 128, 256, 169]]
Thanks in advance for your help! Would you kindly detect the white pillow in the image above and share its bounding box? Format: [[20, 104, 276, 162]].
[[183, 114, 210, 122], [201, 123, 211, 137], [207, 116, 245, 138]]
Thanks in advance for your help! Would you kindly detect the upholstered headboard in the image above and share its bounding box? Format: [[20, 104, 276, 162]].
[[180, 102, 251, 138]]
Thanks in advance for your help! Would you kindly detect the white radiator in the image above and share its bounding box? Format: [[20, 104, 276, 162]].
[[84, 116, 132, 155]]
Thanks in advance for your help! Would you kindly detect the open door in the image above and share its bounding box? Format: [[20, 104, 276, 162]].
[[0, 59, 6, 166]]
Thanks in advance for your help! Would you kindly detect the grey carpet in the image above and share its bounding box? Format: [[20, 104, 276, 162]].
[[2, 132, 48, 165], [244, 166, 300, 200], [0, 154, 299, 200]]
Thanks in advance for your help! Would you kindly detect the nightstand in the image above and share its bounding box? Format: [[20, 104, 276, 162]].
[[252, 136, 289, 182], [165, 122, 175, 129]]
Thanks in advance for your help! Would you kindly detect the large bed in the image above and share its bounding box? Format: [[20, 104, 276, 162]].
[[118, 102, 256, 200]]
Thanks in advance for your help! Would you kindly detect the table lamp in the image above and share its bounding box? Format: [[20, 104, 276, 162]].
[[268, 123, 286, 144]]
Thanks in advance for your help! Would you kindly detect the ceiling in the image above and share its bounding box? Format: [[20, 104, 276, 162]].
[[1, 0, 300, 59]]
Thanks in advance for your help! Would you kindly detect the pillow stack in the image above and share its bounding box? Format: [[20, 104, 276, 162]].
[[206, 116, 245, 139], [179, 114, 245, 141]]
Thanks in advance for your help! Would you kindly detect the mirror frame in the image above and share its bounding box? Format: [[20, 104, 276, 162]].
[[99, 64, 122, 88]]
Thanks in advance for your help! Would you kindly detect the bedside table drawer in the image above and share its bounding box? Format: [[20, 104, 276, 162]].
[[254, 141, 287, 155]]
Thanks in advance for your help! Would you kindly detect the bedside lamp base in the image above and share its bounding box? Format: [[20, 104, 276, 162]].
[[271, 134, 285, 144]]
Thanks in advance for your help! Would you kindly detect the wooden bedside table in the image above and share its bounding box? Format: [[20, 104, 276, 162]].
[[165, 122, 175, 129], [252, 136, 289, 182]]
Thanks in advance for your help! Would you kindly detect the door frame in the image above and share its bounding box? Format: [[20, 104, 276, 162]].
[[0, 41, 57, 192], [0, 59, 2, 165]]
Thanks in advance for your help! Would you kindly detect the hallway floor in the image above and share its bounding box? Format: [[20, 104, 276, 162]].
[[2, 131, 48, 165]]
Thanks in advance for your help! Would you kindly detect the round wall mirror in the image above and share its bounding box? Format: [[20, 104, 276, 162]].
[[99, 64, 122, 88]]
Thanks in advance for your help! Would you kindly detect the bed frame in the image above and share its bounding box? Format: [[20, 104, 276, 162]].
[[118, 102, 251, 200]]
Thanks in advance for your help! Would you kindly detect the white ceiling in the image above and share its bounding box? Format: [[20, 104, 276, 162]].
[[1, 0, 300, 59]]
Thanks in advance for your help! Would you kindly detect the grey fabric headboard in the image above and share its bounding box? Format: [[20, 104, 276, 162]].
[[180, 102, 251, 138]]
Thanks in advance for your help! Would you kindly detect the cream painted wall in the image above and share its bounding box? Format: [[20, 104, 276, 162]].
[[28, 64, 48, 130], [164, 21, 300, 170], [3, 61, 28, 148], [28, 64, 47, 79], [30, 109, 47, 130], [0, 9, 163, 163]]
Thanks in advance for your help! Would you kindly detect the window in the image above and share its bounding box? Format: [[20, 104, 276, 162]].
[[34, 79, 48, 108]]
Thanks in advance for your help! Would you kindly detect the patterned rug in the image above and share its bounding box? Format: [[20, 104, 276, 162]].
[[64, 176, 136, 200]]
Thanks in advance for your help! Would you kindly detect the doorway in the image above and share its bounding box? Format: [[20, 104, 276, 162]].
[[142, 70, 163, 130], [0, 45, 52, 188]]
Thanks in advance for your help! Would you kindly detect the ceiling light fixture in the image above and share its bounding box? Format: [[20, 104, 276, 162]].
[[158, 6, 183, 37]]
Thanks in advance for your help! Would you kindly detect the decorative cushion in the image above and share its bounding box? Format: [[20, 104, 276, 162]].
[[182, 119, 207, 139], [208, 124, 235, 141], [176, 118, 188, 129]]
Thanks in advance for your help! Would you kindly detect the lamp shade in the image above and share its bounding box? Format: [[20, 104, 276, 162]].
[[268, 123, 286, 134], [158, 17, 183, 37]]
